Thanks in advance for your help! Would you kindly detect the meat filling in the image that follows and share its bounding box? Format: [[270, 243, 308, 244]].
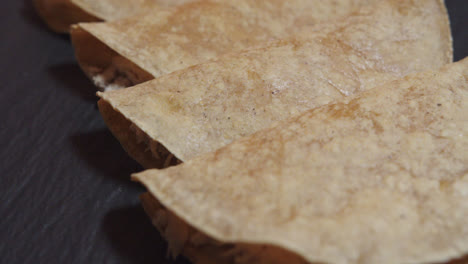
[[89, 56, 153, 91], [130, 124, 181, 168], [72, 26, 153, 91], [140, 193, 308, 264], [98, 100, 181, 169]]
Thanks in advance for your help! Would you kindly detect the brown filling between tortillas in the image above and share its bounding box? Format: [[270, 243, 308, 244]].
[[140, 192, 309, 264], [98, 100, 181, 169], [72, 26, 154, 91]]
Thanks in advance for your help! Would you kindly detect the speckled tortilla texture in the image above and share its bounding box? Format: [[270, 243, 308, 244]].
[[74, 0, 380, 83], [34, 0, 195, 33], [134, 57, 468, 264], [99, 0, 452, 163]]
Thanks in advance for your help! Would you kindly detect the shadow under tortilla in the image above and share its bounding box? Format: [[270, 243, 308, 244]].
[[445, 0, 468, 61], [48, 63, 98, 102], [71, 129, 144, 185], [20, 0, 68, 38], [102, 205, 191, 264]]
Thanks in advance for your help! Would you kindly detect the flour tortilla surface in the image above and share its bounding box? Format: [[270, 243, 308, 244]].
[[71, 0, 382, 90], [34, 0, 194, 33], [98, 0, 452, 168], [135, 57, 468, 264]]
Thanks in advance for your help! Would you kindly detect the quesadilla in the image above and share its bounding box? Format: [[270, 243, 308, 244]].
[[34, 0, 194, 33], [98, 0, 452, 168], [71, 0, 382, 91], [134, 57, 468, 264]]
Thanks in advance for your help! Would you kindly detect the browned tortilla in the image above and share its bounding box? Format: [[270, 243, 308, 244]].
[[98, 0, 452, 168], [134, 57, 468, 264], [71, 0, 384, 90], [33, 0, 194, 33]]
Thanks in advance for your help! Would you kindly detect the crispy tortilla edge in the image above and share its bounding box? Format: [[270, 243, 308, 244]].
[[97, 99, 181, 169]]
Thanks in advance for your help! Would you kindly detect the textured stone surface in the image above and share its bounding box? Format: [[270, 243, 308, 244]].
[[0, 0, 466, 264], [0, 1, 189, 263]]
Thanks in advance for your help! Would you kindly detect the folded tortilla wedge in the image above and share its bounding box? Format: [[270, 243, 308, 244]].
[[71, 0, 384, 90], [33, 0, 194, 33], [98, 0, 452, 169], [134, 57, 468, 264]]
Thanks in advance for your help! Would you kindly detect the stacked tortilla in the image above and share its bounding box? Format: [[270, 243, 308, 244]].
[[68, 0, 391, 91], [36, 0, 468, 263], [98, 0, 452, 167], [136, 56, 468, 264]]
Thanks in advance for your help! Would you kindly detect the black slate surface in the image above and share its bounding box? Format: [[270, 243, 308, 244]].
[[0, 1, 467, 264]]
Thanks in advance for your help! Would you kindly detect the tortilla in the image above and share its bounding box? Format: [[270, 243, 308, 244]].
[[134, 57, 468, 264], [71, 0, 383, 91], [33, 0, 194, 33], [98, 0, 452, 168]]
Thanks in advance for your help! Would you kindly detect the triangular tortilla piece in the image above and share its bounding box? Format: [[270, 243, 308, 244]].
[[134, 57, 468, 264], [98, 0, 452, 168], [71, 0, 383, 90], [34, 0, 194, 33]]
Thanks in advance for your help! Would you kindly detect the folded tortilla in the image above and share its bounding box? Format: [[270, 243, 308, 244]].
[[71, 0, 384, 91], [33, 0, 194, 33], [98, 0, 452, 168], [134, 57, 468, 264]]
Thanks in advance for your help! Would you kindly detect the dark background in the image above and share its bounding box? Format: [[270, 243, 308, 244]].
[[0, 1, 466, 263]]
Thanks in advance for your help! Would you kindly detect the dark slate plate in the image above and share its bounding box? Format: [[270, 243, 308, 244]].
[[0, 1, 466, 263]]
